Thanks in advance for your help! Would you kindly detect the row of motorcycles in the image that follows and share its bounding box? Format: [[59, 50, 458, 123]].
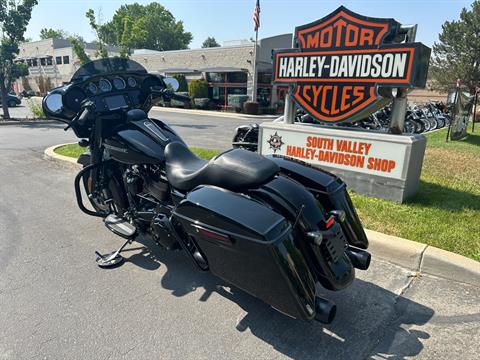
[[298, 102, 452, 134]]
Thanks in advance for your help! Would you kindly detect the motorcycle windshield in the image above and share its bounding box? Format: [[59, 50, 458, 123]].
[[71, 58, 147, 82]]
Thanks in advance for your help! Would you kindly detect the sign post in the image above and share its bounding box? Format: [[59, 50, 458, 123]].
[[261, 6, 431, 202]]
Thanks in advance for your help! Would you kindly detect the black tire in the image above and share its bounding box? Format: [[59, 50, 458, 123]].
[[403, 121, 416, 134], [413, 119, 424, 133], [436, 117, 445, 128]]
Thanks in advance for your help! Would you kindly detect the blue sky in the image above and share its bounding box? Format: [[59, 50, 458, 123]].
[[26, 0, 471, 48]]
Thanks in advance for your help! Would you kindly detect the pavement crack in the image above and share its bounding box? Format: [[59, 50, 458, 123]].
[[362, 273, 421, 359], [416, 245, 429, 273]]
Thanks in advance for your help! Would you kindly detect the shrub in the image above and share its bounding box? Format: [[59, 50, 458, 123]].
[[27, 99, 45, 119], [188, 79, 208, 99], [172, 74, 188, 92]]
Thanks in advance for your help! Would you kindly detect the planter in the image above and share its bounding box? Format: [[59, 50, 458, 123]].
[[243, 101, 259, 115]]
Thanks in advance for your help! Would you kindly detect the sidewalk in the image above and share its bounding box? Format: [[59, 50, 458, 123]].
[[151, 105, 280, 120]]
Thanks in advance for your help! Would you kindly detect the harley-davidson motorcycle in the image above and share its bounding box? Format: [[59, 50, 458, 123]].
[[43, 58, 370, 324]]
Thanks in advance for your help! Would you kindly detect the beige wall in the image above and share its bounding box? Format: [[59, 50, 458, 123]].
[[15, 39, 119, 94]]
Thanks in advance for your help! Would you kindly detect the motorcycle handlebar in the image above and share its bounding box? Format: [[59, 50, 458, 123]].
[[64, 103, 93, 131], [169, 92, 191, 102], [151, 86, 190, 103]]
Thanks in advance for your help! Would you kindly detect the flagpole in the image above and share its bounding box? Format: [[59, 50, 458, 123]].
[[252, 26, 258, 103]]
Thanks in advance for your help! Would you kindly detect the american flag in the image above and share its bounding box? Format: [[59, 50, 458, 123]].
[[253, 0, 261, 31]]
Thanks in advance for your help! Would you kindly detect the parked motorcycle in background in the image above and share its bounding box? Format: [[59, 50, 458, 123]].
[[233, 101, 452, 152], [43, 58, 371, 324]]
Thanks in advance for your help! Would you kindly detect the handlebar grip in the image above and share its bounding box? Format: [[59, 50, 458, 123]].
[[78, 106, 91, 125]]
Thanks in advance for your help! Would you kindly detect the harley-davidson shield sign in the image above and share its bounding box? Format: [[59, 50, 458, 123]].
[[273, 6, 431, 123]]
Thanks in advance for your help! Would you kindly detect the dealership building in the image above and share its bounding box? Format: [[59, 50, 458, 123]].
[[131, 34, 292, 110], [14, 34, 292, 111]]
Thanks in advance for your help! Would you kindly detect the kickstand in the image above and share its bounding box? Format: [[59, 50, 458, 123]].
[[95, 238, 132, 268]]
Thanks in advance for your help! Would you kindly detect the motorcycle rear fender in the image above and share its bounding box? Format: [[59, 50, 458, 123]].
[[172, 185, 317, 321], [267, 155, 369, 249]]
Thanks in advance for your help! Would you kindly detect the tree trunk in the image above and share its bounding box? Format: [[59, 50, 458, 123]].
[[0, 75, 11, 120]]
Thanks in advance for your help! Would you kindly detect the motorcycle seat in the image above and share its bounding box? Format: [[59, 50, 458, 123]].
[[164, 142, 279, 191]]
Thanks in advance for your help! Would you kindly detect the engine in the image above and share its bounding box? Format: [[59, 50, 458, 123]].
[[123, 165, 179, 250]]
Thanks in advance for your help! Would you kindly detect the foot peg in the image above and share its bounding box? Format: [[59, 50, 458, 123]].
[[104, 214, 137, 239], [96, 214, 136, 268]]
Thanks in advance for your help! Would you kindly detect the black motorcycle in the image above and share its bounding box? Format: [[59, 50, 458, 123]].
[[43, 58, 370, 324]]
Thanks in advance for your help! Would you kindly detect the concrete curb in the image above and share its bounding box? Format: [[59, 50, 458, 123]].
[[44, 143, 480, 288], [367, 229, 480, 287], [0, 119, 55, 126], [44, 143, 81, 170], [151, 106, 279, 120]]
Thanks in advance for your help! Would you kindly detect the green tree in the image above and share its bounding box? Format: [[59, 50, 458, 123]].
[[201, 36, 220, 48], [86, 9, 108, 58], [98, 2, 192, 51], [0, 0, 38, 120], [430, 1, 480, 92], [39, 28, 68, 40], [69, 36, 91, 65]]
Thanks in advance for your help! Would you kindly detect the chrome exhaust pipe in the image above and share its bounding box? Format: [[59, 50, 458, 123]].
[[346, 246, 371, 270], [314, 296, 337, 324]]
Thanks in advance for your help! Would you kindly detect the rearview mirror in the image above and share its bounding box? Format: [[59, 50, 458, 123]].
[[44, 93, 63, 114], [163, 77, 180, 92]]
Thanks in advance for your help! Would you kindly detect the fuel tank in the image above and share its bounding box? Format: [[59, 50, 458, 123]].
[[104, 112, 185, 164]]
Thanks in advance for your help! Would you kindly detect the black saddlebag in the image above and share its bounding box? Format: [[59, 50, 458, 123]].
[[172, 185, 317, 321], [268, 155, 369, 249]]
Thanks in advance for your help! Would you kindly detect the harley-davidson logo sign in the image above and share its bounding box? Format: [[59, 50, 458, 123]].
[[273, 6, 431, 123]]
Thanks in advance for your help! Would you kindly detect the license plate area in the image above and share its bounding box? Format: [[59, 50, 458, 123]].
[[321, 223, 347, 263]]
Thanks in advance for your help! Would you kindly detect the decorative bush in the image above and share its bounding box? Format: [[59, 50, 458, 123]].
[[172, 74, 188, 92], [188, 79, 208, 99]]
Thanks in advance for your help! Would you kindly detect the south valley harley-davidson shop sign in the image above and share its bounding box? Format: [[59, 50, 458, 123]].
[[262, 125, 409, 180], [273, 6, 431, 122]]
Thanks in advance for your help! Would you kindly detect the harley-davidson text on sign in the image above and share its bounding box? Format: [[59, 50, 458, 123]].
[[273, 6, 431, 123], [261, 126, 408, 180]]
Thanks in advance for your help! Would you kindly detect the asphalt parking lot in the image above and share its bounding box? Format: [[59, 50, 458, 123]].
[[0, 119, 479, 359]]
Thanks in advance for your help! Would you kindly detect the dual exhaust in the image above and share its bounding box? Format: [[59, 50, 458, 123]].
[[346, 246, 371, 270], [314, 247, 370, 324]]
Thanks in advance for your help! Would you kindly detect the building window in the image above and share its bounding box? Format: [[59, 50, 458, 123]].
[[206, 72, 225, 83], [258, 72, 272, 84], [226, 72, 247, 83], [32, 59, 38, 67], [257, 87, 271, 107], [47, 57, 53, 66], [56, 56, 62, 65], [40, 58, 46, 66], [63, 56, 70, 64], [26, 59, 32, 67]]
